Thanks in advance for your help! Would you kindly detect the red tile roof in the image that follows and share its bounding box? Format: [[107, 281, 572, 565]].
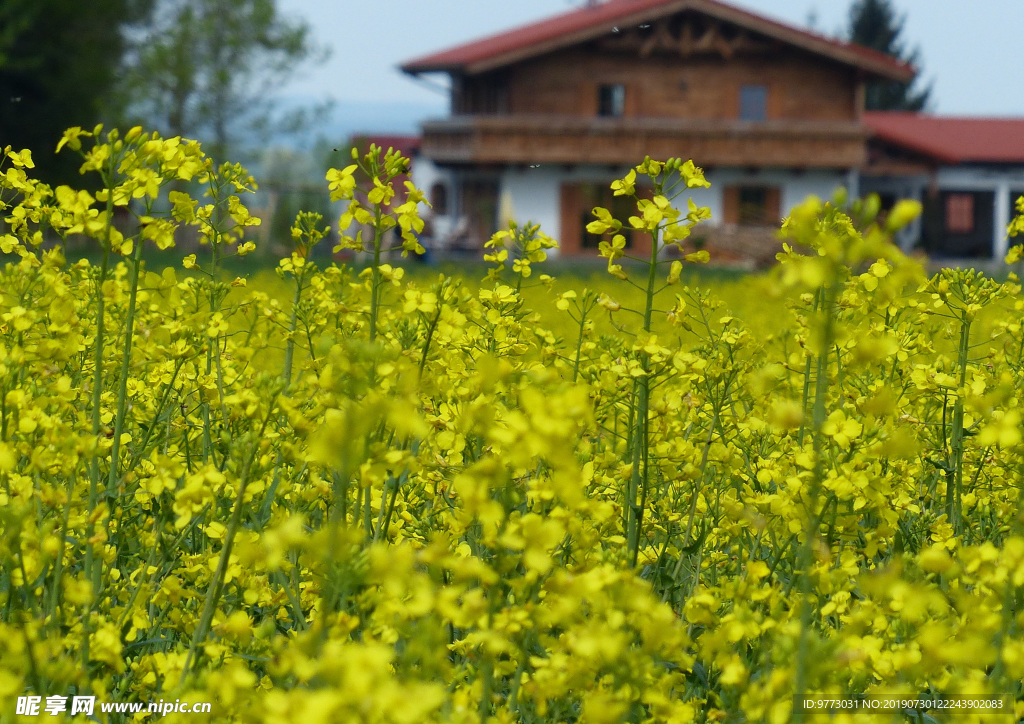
[[401, 0, 914, 82], [864, 112, 1024, 164]]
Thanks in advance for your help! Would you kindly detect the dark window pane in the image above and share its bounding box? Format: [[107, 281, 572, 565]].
[[738, 186, 767, 225], [739, 84, 768, 121], [430, 183, 448, 216], [598, 84, 626, 117]]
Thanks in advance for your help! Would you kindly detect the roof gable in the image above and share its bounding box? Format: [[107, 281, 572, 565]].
[[401, 0, 914, 82]]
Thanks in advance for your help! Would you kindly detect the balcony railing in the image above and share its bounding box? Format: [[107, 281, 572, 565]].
[[420, 114, 869, 168]]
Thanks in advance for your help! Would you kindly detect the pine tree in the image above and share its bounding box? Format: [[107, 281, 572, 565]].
[[848, 0, 931, 111]]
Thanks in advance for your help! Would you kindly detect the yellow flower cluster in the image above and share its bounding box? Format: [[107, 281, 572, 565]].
[[1, 136, 1024, 724]]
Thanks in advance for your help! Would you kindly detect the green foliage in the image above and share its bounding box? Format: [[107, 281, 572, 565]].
[[0, 0, 149, 186], [115, 0, 320, 160]]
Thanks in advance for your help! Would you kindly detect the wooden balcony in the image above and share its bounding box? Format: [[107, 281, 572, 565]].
[[420, 115, 869, 169]]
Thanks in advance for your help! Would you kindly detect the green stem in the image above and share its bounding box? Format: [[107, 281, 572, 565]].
[[201, 179, 225, 465], [418, 304, 443, 378], [627, 228, 660, 567], [792, 282, 836, 724], [84, 250, 110, 584], [282, 271, 304, 385], [507, 637, 531, 714], [46, 478, 74, 629], [948, 312, 971, 533], [571, 297, 590, 384], [364, 485, 373, 539], [126, 359, 184, 471], [116, 516, 162, 630], [796, 291, 821, 447], [108, 237, 146, 490], [82, 154, 117, 669], [479, 604, 496, 723], [260, 270, 305, 524], [369, 206, 383, 342], [180, 409, 273, 685], [378, 442, 418, 543]]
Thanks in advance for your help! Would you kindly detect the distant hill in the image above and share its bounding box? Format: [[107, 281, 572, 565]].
[[268, 97, 447, 149]]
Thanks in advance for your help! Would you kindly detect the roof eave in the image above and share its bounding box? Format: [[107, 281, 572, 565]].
[[401, 63, 459, 76], [870, 131, 961, 165], [400, 1, 688, 76], [398, 0, 915, 82]]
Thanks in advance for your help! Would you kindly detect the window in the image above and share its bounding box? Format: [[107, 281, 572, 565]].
[[946, 193, 974, 234], [723, 185, 780, 226], [738, 187, 768, 225], [923, 191, 993, 258], [430, 183, 448, 216], [739, 84, 768, 121], [598, 84, 626, 117]]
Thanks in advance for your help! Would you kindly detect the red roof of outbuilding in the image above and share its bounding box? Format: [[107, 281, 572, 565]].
[[401, 0, 914, 82], [864, 112, 1024, 164]]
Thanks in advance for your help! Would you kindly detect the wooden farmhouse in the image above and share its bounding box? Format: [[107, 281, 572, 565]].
[[399, 0, 1024, 263]]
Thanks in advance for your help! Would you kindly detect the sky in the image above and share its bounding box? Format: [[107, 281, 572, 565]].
[[276, 0, 1024, 139]]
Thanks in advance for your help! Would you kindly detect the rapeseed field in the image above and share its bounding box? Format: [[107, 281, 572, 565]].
[[1, 128, 1024, 722]]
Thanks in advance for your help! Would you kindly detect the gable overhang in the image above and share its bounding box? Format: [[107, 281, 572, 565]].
[[868, 131, 959, 166], [401, 0, 915, 83]]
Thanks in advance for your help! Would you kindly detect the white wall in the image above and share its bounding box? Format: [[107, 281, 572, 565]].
[[707, 167, 849, 217], [499, 166, 563, 242], [498, 164, 849, 256], [410, 156, 458, 245], [420, 156, 1024, 259]]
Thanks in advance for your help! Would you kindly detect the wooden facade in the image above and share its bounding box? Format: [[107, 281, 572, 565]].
[[457, 41, 860, 124]]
